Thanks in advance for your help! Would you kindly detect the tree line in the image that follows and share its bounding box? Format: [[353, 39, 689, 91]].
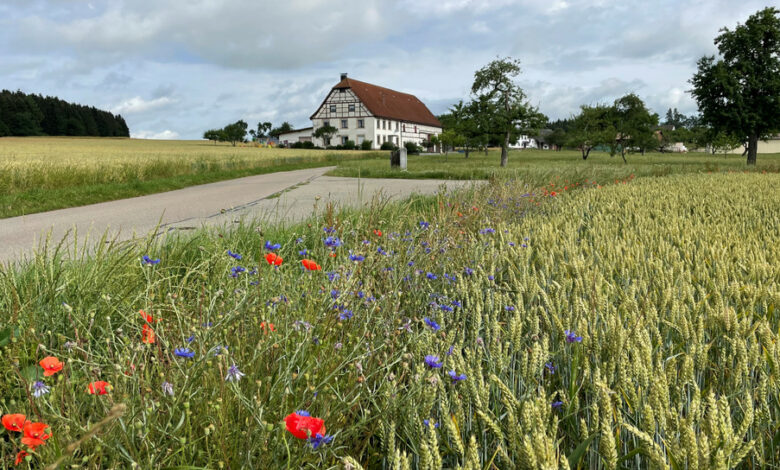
[[439, 7, 779, 166], [204, 120, 301, 146], [0, 90, 130, 137]]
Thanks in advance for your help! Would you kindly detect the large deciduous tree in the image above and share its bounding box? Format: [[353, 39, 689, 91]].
[[222, 120, 248, 146], [611, 93, 659, 162], [566, 104, 615, 160], [470, 57, 544, 167], [690, 7, 780, 165]]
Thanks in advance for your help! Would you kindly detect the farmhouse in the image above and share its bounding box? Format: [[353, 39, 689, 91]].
[[282, 74, 442, 150], [277, 127, 313, 147]]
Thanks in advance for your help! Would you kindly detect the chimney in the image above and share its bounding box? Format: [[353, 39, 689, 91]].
[[340, 73, 348, 81]]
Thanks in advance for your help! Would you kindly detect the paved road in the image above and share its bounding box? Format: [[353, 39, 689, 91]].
[[0, 167, 475, 265]]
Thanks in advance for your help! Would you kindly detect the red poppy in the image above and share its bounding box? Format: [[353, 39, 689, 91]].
[[2, 414, 27, 432], [21, 422, 51, 449], [284, 412, 325, 440], [14, 450, 28, 466], [328, 253, 337, 258], [265, 253, 283, 266], [373, 229, 382, 237], [39, 356, 63, 377], [550, 191, 557, 197], [260, 321, 276, 334], [301, 259, 321, 271], [140, 310, 158, 344], [87, 381, 111, 395]]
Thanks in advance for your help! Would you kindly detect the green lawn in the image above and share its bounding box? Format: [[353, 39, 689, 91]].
[[328, 149, 780, 186]]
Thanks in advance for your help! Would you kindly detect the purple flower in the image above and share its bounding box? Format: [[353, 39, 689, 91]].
[[227, 249, 242, 260], [419, 221, 430, 229], [447, 370, 467, 383], [32, 381, 50, 398], [309, 433, 334, 449], [225, 364, 245, 382], [323, 226, 336, 234], [505, 306, 515, 312], [186, 334, 196, 343], [339, 310, 353, 320], [479, 228, 495, 234], [407, 260, 415, 266], [564, 330, 583, 343], [398, 319, 412, 333], [446, 345, 455, 356], [463, 267, 474, 276], [174, 347, 195, 359], [426, 272, 438, 280], [142, 255, 160, 265], [323, 236, 342, 248], [424, 355, 443, 368], [298, 248, 308, 256], [264, 241, 282, 251], [439, 304, 453, 313], [424, 317, 441, 331], [552, 401, 564, 410], [423, 419, 439, 428], [296, 410, 311, 417], [545, 362, 556, 374], [161, 381, 174, 396], [451, 300, 462, 308], [349, 254, 365, 262]]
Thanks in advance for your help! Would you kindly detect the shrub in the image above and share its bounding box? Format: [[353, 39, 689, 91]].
[[360, 140, 373, 151], [405, 142, 422, 154], [380, 141, 397, 151], [343, 140, 356, 150]]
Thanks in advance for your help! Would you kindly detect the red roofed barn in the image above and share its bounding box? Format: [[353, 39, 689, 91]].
[[279, 74, 442, 150]]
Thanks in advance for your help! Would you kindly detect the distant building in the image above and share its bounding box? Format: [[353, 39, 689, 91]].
[[282, 74, 442, 150], [277, 127, 313, 146]]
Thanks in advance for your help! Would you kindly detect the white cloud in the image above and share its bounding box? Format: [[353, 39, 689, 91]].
[[132, 129, 180, 140], [113, 96, 176, 114]]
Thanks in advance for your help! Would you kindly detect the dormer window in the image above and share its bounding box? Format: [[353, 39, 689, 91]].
[[330, 105, 336, 113], [348, 104, 355, 112]]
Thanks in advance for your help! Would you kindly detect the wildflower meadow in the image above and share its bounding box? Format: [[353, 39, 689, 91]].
[[1, 170, 779, 469]]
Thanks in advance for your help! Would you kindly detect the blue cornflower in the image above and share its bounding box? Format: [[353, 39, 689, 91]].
[[423, 419, 440, 428], [323, 236, 342, 248], [424, 317, 441, 331], [349, 254, 365, 262], [227, 249, 242, 260], [174, 347, 195, 359], [186, 334, 196, 343], [339, 310, 353, 320], [296, 410, 311, 417], [505, 306, 515, 312], [32, 381, 50, 397], [479, 228, 495, 234], [330, 289, 340, 299], [407, 260, 415, 266], [564, 330, 583, 343], [225, 364, 245, 382], [424, 355, 443, 368], [426, 272, 438, 280], [264, 241, 281, 251], [521, 243, 528, 248], [142, 255, 160, 265], [376, 246, 387, 256], [230, 266, 246, 278], [545, 362, 556, 374], [298, 248, 308, 256], [323, 226, 336, 234], [446, 345, 455, 356], [296, 237, 304, 243], [309, 433, 334, 449], [488, 275, 495, 281], [447, 370, 467, 383], [552, 401, 564, 410], [508, 242, 516, 247], [463, 267, 474, 276], [440, 304, 453, 313], [451, 300, 462, 308], [326, 271, 340, 282], [419, 221, 430, 229]]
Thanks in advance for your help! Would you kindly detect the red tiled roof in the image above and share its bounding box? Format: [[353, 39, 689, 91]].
[[311, 78, 441, 128]]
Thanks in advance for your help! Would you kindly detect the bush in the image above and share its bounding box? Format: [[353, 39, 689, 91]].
[[343, 140, 356, 150], [405, 142, 422, 154], [380, 142, 397, 151], [360, 140, 373, 151]]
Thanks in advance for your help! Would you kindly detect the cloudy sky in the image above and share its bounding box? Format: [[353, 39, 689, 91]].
[[0, 0, 770, 139]]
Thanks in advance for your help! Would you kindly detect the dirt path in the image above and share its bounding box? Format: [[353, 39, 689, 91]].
[[0, 167, 475, 265]]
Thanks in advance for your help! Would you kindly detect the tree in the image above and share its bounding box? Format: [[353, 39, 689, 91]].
[[611, 94, 659, 162], [470, 57, 544, 167], [446, 100, 484, 159], [203, 129, 221, 145], [256, 121, 272, 139], [269, 122, 293, 138], [710, 131, 742, 158], [222, 120, 248, 146], [545, 128, 567, 151], [690, 7, 780, 165], [313, 123, 337, 147], [566, 104, 614, 160]]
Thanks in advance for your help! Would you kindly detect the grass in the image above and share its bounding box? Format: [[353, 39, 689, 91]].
[[0, 163, 778, 468], [328, 148, 780, 185], [0, 137, 383, 218]]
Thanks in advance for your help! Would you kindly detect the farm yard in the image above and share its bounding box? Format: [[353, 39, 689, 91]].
[[1, 159, 778, 468]]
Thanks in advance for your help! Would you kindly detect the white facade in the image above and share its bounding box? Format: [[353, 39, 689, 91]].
[[305, 79, 442, 150], [509, 135, 540, 149]]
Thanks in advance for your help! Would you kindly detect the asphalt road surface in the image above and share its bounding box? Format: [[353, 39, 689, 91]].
[[0, 167, 475, 265]]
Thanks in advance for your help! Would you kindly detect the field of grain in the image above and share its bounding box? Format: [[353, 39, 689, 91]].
[[1, 169, 778, 469], [0, 137, 380, 218]]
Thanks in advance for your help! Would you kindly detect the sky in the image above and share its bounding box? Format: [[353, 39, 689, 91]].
[[0, 0, 770, 139]]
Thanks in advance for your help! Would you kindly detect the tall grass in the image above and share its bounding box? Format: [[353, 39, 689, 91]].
[[1, 170, 778, 468]]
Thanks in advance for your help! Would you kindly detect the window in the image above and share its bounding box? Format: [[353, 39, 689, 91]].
[[377, 120, 380, 129], [357, 119, 364, 128], [339, 89, 345, 93], [342, 136, 349, 145], [383, 120, 386, 130], [403, 124, 406, 132], [341, 119, 348, 129], [348, 104, 355, 112], [330, 105, 336, 113], [395, 122, 399, 131], [414, 125, 417, 133], [357, 135, 365, 144], [323, 120, 330, 127]]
